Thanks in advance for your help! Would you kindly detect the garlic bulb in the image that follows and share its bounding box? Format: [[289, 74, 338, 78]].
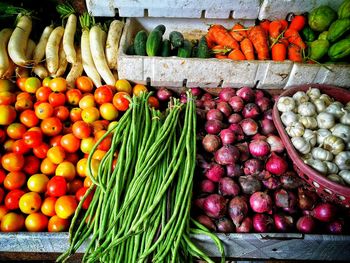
[[323, 135, 345, 155], [303, 129, 317, 146], [313, 99, 326, 113], [319, 94, 333, 106], [327, 174, 345, 185], [316, 112, 335, 129], [298, 102, 316, 117], [311, 147, 333, 161], [277, 97, 296, 112], [292, 137, 311, 154], [292, 91, 309, 104], [299, 116, 318, 129], [335, 151, 350, 170], [286, 122, 305, 137], [324, 161, 339, 174], [281, 111, 298, 126], [305, 159, 328, 174], [316, 129, 331, 145], [339, 170, 350, 185], [306, 88, 321, 101], [331, 123, 350, 143], [325, 102, 344, 119], [340, 110, 350, 125]]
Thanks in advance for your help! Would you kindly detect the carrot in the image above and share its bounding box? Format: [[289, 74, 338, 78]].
[[247, 26, 269, 60], [215, 54, 228, 59], [279, 38, 289, 48], [272, 43, 287, 61], [259, 20, 270, 35], [284, 28, 306, 49], [206, 35, 216, 49], [240, 38, 254, 60], [229, 23, 247, 42], [288, 44, 303, 62], [228, 49, 246, 60], [208, 24, 239, 50], [269, 20, 287, 39], [289, 15, 306, 32]]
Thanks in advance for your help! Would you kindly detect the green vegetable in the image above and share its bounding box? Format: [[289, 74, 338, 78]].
[[134, 30, 148, 56], [327, 18, 350, 42], [177, 39, 192, 58], [301, 26, 317, 42], [169, 31, 184, 48], [318, 31, 328, 40], [126, 44, 135, 55], [328, 38, 350, 60], [191, 46, 198, 57], [146, 29, 163, 56], [197, 36, 211, 58], [338, 0, 350, 19], [160, 39, 171, 57], [309, 39, 330, 60], [154, 24, 166, 35], [308, 5, 337, 32]]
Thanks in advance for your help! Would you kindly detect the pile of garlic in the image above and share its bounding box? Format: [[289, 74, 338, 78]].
[[277, 87, 350, 186]]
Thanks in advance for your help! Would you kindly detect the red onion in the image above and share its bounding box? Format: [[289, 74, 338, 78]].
[[228, 196, 248, 227], [265, 153, 288, 176], [220, 129, 236, 145], [243, 159, 263, 175], [200, 179, 216, 193], [205, 163, 225, 182], [196, 100, 204, 109], [228, 113, 242, 124], [253, 213, 274, 233], [203, 194, 227, 219], [203, 100, 216, 110], [202, 134, 221, 153], [201, 93, 212, 101], [180, 92, 187, 103], [252, 133, 267, 141], [296, 215, 316, 233], [283, 206, 299, 215], [274, 214, 294, 232], [214, 145, 240, 165], [257, 170, 271, 180], [298, 188, 318, 210], [255, 90, 265, 100], [260, 118, 276, 135], [256, 96, 271, 112], [229, 124, 245, 141], [240, 118, 258, 136], [263, 109, 273, 121], [228, 96, 244, 112], [249, 140, 270, 158], [239, 175, 262, 194], [250, 192, 273, 213], [274, 189, 297, 209], [205, 120, 223, 134], [156, 88, 172, 101], [226, 164, 243, 178], [206, 109, 224, 121], [197, 215, 216, 231], [217, 101, 232, 117], [242, 103, 260, 119], [236, 217, 253, 233], [216, 217, 235, 233], [311, 203, 337, 223], [266, 135, 285, 153], [280, 172, 303, 189], [235, 142, 249, 161], [236, 87, 255, 102], [191, 87, 202, 97], [219, 88, 236, 102], [194, 197, 206, 210], [326, 219, 344, 234], [219, 177, 240, 197], [262, 176, 281, 190]]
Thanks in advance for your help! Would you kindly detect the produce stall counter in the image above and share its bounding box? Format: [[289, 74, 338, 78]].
[[1, 232, 350, 261]]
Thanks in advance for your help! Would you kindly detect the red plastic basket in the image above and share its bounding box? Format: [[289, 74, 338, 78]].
[[272, 84, 350, 208]]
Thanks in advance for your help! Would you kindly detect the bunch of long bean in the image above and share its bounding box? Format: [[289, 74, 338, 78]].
[[58, 91, 224, 263]]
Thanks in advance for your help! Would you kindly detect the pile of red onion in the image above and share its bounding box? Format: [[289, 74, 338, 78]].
[[191, 87, 348, 234]]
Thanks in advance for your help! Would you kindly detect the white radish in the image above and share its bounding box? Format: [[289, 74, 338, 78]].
[[105, 20, 124, 70], [3, 59, 15, 79], [46, 26, 64, 74], [0, 28, 13, 78], [66, 47, 83, 88], [112, 70, 119, 81], [53, 41, 68, 77], [33, 25, 54, 64], [8, 14, 32, 66], [90, 25, 116, 85], [15, 39, 36, 78], [33, 64, 49, 79], [63, 14, 77, 63], [25, 39, 36, 59]]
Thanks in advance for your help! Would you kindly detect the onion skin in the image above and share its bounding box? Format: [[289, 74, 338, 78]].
[[250, 192, 273, 213], [326, 219, 344, 235], [274, 189, 297, 209], [296, 215, 316, 233], [298, 187, 318, 210], [205, 120, 224, 134], [262, 176, 281, 190], [216, 217, 235, 233], [200, 179, 216, 193], [228, 196, 248, 227], [312, 203, 337, 223], [240, 118, 258, 136], [242, 103, 260, 119], [202, 134, 221, 153], [265, 153, 288, 176], [228, 113, 242, 124], [205, 163, 225, 182], [214, 145, 240, 165], [243, 159, 263, 176], [260, 118, 276, 135], [228, 96, 244, 112], [253, 213, 274, 233], [220, 129, 236, 145], [194, 197, 206, 210], [274, 213, 294, 232], [203, 194, 227, 219], [229, 124, 245, 141], [249, 139, 270, 158], [236, 86, 255, 102], [197, 215, 216, 231], [156, 88, 172, 101], [239, 175, 262, 195], [217, 101, 233, 117], [280, 172, 303, 189], [191, 87, 202, 97], [203, 100, 216, 110], [226, 164, 243, 178], [236, 217, 253, 233], [236, 142, 250, 161], [219, 177, 240, 197], [219, 88, 236, 102], [201, 93, 212, 101], [263, 109, 273, 121], [256, 96, 272, 112], [266, 135, 285, 153], [206, 109, 224, 121]]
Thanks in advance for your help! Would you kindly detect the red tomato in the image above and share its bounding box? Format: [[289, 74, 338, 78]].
[[1, 152, 25, 172], [16, 77, 27, 91], [67, 179, 83, 194], [48, 92, 66, 107], [0, 91, 16, 105], [0, 205, 8, 221], [0, 187, 4, 203], [49, 135, 62, 147], [72, 121, 91, 139], [47, 176, 67, 197], [66, 89, 82, 105], [53, 106, 70, 121], [1, 212, 25, 232], [55, 195, 77, 219], [23, 155, 41, 175], [20, 109, 39, 128], [33, 143, 50, 159], [70, 107, 82, 122], [91, 120, 109, 134], [94, 85, 114, 104], [112, 92, 130, 111], [5, 189, 25, 210], [75, 187, 94, 210], [62, 123, 72, 135], [60, 133, 80, 153], [12, 139, 31, 154], [41, 117, 63, 136], [76, 76, 94, 93], [35, 102, 54, 119], [48, 215, 70, 232], [0, 129, 6, 143], [41, 196, 57, 217], [23, 130, 43, 147], [25, 212, 48, 232], [6, 123, 27, 139], [94, 130, 112, 151], [36, 86, 52, 101], [0, 169, 6, 184]]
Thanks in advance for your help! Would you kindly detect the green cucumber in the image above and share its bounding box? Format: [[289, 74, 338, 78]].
[[177, 40, 192, 58], [154, 24, 166, 35], [160, 39, 171, 57], [197, 36, 211, 58], [146, 29, 163, 56], [134, 30, 148, 56], [169, 31, 184, 48]]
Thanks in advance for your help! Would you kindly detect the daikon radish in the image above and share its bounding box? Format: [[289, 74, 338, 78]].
[[53, 41, 68, 77], [33, 25, 54, 64], [66, 47, 83, 88], [63, 14, 77, 63], [46, 26, 64, 74], [0, 28, 13, 78], [105, 20, 124, 70], [33, 64, 49, 79]]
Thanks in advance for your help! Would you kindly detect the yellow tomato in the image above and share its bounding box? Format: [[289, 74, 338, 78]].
[[19, 192, 42, 214], [25, 212, 48, 232], [55, 161, 76, 181], [27, 174, 49, 193], [133, 84, 148, 96], [80, 137, 95, 154], [47, 146, 66, 165], [115, 79, 132, 94], [40, 157, 58, 175], [76, 158, 88, 177], [81, 107, 100, 124], [79, 94, 95, 109], [55, 195, 77, 219], [24, 77, 41, 93], [1, 212, 25, 232], [99, 103, 119, 121]]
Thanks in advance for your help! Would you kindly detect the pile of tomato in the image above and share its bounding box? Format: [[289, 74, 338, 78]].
[[0, 76, 154, 232]]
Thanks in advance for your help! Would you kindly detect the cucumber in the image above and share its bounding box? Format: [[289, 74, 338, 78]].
[[169, 31, 184, 48], [197, 36, 211, 58], [177, 39, 192, 58], [134, 30, 148, 56], [154, 24, 166, 35], [146, 29, 163, 56], [160, 39, 171, 57], [327, 18, 350, 42], [126, 44, 135, 55]]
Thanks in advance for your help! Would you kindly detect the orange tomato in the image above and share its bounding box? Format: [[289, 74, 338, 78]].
[[81, 107, 100, 123], [14, 98, 33, 112], [0, 205, 9, 221], [66, 88, 82, 105], [6, 123, 27, 139], [76, 158, 88, 177], [25, 212, 48, 232], [19, 192, 42, 214], [115, 79, 132, 94], [48, 215, 70, 232], [48, 92, 66, 107], [79, 94, 96, 109], [99, 103, 119, 121], [133, 84, 148, 96], [90, 120, 109, 134], [70, 107, 82, 122], [76, 76, 94, 93], [72, 121, 91, 139], [27, 173, 49, 193], [1, 212, 25, 232], [60, 133, 80, 153], [16, 77, 27, 91], [36, 86, 52, 101], [84, 176, 93, 188], [41, 196, 57, 217], [0, 91, 16, 105], [40, 157, 58, 175], [1, 153, 25, 172], [0, 105, 17, 125], [19, 109, 39, 127], [148, 96, 160, 109], [35, 102, 54, 119], [41, 117, 63, 136], [55, 161, 76, 181], [112, 92, 130, 111], [92, 149, 107, 160], [3, 171, 26, 190], [50, 135, 63, 147], [47, 145, 66, 165], [94, 130, 112, 151], [94, 85, 114, 104], [55, 195, 77, 219], [49, 77, 67, 92], [67, 179, 83, 194], [53, 106, 70, 121]]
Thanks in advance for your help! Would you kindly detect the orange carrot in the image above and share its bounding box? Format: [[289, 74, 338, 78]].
[[288, 44, 303, 62], [240, 38, 255, 60], [272, 43, 287, 61], [278, 37, 289, 47], [208, 24, 240, 50], [268, 20, 287, 39], [259, 20, 271, 35], [279, 20, 288, 30], [228, 49, 246, 60], [289, 15, 306, 32], [215, 54, 228, 59], [284, 28, 306, 49], [229, 23, 247, 42], [247, 26, 270, 60]]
